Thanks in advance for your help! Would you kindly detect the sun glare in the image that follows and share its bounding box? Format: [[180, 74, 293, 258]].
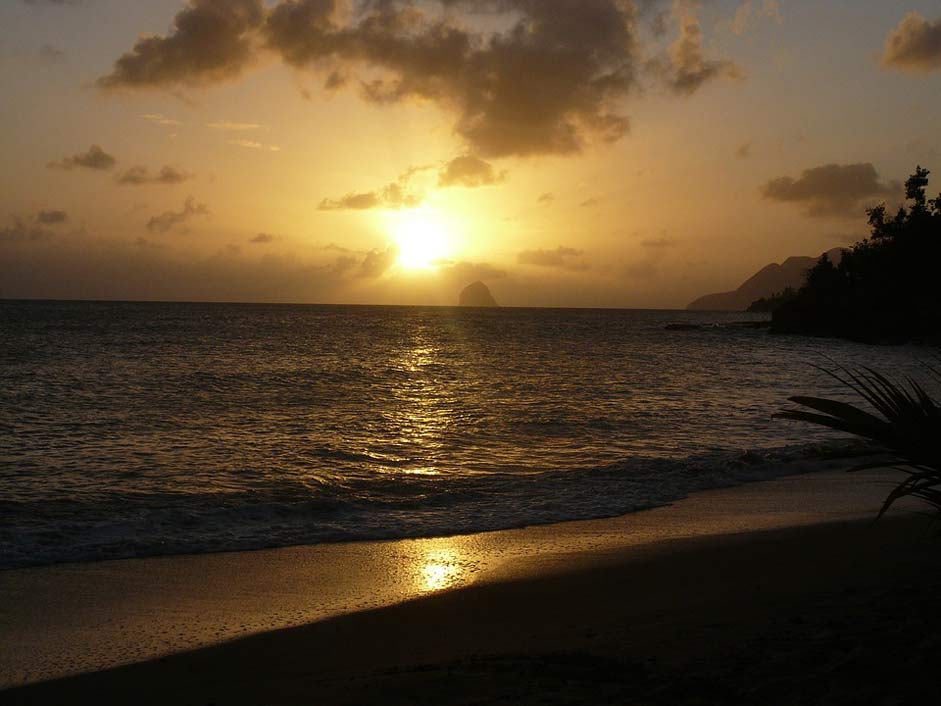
[[390, 209, 453, 270]]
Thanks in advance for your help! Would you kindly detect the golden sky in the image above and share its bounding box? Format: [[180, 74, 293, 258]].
[[1, 0, 940, 307]]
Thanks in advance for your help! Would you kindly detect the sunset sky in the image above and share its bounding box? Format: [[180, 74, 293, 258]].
[[2, 0, 940, 307]]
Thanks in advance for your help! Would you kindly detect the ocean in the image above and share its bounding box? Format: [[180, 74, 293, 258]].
[[0, 300, 934, 569]]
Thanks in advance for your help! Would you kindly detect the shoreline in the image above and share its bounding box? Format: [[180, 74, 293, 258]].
[[0, 466, 925, 696]]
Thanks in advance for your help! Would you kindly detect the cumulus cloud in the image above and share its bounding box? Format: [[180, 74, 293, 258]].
[[359, 245, 398, 278], [640, 237, 676, 248], [882, 12, 941, 73], [730, 0, 781, 36], [38, 44, 66, 64], [146, 196, 210, 233], [320, 155, 502, 211], [266, 0, 641, 157], [663, 0, 742, 95], [142, 114, 181, 126], [49, 144, 116, 171], [100, 1, 654, 157], [98, 0, 266, 89], [437, 155, 505, 188], [0, 218, 56, 243], [36, 209, 68, 225], [117, 166, 192, 185], [319, 180, 420, 211], [762, 163, 900, 218], [229, 139, 281, 151], [208, 121, 263, 130], [518, 246, 587, 271]]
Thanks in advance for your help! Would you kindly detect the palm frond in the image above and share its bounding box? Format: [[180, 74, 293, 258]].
[[777, 364, 941, 517]]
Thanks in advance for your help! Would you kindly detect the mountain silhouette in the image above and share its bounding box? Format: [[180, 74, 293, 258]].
[[687, 248, 845, 311]]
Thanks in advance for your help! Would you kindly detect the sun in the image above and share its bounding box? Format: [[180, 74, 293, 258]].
[[390, 209, 453, 270]]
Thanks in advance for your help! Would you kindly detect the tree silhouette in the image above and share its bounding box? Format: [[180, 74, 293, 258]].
[[772, 166, 941, 342]]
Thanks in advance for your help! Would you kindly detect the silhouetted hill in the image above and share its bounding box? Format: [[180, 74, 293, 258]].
[[459, 281, 498, 307], [687, 248, 845, 311]]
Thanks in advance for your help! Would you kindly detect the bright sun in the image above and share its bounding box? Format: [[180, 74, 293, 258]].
[[390, 209, 453, 270]]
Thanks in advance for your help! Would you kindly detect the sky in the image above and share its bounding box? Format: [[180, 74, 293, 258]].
[[1, 0, 940, 308]]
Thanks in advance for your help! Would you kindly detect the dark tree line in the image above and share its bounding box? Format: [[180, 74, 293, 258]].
[[771, 167, 941, 343]]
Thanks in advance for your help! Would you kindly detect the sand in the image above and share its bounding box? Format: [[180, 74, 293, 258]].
[[2, 468, 939, 704]]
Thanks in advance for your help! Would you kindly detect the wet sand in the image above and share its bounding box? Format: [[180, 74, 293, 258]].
[[2, 469, 939, 704]]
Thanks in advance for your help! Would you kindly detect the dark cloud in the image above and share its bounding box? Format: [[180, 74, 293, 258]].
[[882, 12, 941, 73], [1, 218, 56, 243], [660, 0, 742, 95], [49, 144, 116, 171], [146, 196, 210, 233], [117, 166, 192, 185], [98, 0, 266, 89], [736, 142, 751, 159], [36, 209, 68, 225], [537, 192, 555, 204], [762, 163, 900, 218], [580, 197, 601, 208], [518, 246, 587, 271], [321, 156, 503, 211], [359, 245, 398, 278], [38, 44, 66, 64], [250, 232, 276, 243], [438, 155, 504, 187], [319, 180, 420, 211], [640, 237, 676, 248], [265, 0, 639, 157]]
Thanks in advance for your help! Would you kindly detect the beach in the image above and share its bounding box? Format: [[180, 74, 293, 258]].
[[3, 467, 938, 705]]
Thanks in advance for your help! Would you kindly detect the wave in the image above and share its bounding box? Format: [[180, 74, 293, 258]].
[[0, 441, 866, 570]]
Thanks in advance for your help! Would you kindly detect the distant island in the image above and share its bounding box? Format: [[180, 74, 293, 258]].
[[459, 281, 498, 307], [771, 167, 941, 343], [687, 249, 844, 312]]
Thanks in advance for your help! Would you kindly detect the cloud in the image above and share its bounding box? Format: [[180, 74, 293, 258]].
[[730, 0, 782, 36], [36, 209, 68, 225], [142, 114, 181, 126], [660, 0, 742, 95], [640, 237, 676, 248], [117, 166, 192, 185], [517, 246, 587, 271], [762, 163, 900, 218], [359, 245, 398, 278], [0, 218, 56, 243], [319, 178, 421, 211], [49, 144, 116, 171], [208, 121, 263, 130], [101, 0, 642, 158], [229, 139, 281, 151], [882, 12, 941, 73], [146, 196, 210, 233], [537, 192, 555, 204], [580, 197, 601, 208], [38, 44, 66, 64], [736, 142, 751, 159], [98, 0, 266, 89], [437, 155, 505, 188], [250, 232, 276, 243]]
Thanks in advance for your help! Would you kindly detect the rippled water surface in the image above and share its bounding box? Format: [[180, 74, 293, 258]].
[[0, 300, 934, 568]]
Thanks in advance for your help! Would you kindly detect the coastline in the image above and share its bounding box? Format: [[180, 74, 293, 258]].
[[1, 466, 933, 701]]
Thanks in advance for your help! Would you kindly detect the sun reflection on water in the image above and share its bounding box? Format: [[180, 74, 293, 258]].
[[419, 548, 463, 592]]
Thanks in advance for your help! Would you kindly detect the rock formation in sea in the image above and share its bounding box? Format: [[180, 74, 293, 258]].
[[459, 281, 498, 307]]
